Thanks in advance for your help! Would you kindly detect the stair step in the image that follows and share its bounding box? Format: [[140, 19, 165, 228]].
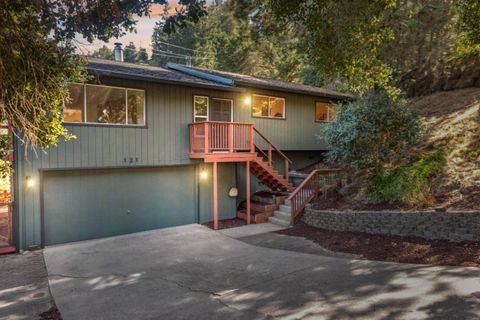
[[284, 199, 291, 206], [251, 191, 286, 205], [237, 210, 271, 224], [273, 210, 290, 220], [268, 216, 290, 227], [278, 204, 291, 213], [239, 201, 277, 213]]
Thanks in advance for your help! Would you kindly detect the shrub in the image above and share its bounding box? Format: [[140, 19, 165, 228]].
[[367, 151, 445, 205], [323, 92, 422, 170]]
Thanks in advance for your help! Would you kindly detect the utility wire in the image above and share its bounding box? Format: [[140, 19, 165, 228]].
[[151, 40, 198, 53]]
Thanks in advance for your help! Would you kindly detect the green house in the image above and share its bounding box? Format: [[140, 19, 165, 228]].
[[10, 56, 351, 250]]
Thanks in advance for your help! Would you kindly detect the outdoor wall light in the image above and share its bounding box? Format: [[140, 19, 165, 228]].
[[200, 169, 208, 180], [244, 96, 251, 105], [25, 176, 35, 189], [228, 187, 238, 198]]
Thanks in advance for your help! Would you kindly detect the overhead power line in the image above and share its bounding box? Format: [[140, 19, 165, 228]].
[[152, 40, 198, 53]]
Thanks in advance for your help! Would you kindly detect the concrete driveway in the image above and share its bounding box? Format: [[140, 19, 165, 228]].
[[44, 224, 480, 320]]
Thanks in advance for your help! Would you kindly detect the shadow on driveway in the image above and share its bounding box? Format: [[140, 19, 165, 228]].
[[44, 224, 480, 320]]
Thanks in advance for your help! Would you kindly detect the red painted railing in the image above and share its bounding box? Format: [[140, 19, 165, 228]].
[[288, 169, 347, 225], [188, 121, 292, 182], [253, 127, 292, 181], [189, 121, 254, 154]]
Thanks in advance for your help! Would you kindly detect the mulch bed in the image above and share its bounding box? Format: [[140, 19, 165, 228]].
[[202, 218, 246, 230], [278, 222, 480, 267]]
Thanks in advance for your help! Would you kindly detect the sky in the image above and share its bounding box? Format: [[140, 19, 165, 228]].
[[75, 1, 212, 57]]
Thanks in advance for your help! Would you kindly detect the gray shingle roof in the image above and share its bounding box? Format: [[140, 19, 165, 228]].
[[85, 58, 353, 100], [167, 64, 354, 100], [85, 58, 243, 92]]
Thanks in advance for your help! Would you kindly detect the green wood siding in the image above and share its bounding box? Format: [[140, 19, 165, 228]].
[[233, 89, 333, 151], [15, 77, 330, 249]]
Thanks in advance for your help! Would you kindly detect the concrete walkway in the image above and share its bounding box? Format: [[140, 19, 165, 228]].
[[237, 231, 358, 259], [44, 224, 480, 320], [0, 251, 56, 320]]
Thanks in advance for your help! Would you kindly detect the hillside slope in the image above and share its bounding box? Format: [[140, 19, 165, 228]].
[[411, 88, 480, 209]]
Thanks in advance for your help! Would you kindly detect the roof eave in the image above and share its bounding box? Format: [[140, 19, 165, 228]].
[[236, 82, 354, 101], [87, 67, 245, 93]]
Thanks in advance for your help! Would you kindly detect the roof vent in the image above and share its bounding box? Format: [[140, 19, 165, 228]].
[[114, 42, 123, 62]]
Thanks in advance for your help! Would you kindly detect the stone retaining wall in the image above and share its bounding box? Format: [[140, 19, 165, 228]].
[[302, 207, 480, 242]]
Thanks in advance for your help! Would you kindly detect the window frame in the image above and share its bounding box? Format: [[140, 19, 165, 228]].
[[211, 97, 234, 122], [314, 101, 336, 123], [251, 94, 286, 120], [64, 83, 147, 127], [193, 95, 209, 122]]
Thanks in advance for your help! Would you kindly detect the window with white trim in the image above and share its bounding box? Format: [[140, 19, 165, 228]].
[[315, 101, 336, 122], [64, 84, 145, 125], [193, 95, 209, 122], [252, 94, 285, 119]]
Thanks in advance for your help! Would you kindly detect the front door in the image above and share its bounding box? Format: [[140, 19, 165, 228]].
[[210, 98, 233, 122]]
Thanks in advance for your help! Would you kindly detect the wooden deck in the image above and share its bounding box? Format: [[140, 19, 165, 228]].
[[189, 121, 293, 230]]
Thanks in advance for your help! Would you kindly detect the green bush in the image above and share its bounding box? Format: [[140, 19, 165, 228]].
[[323, 92, 422, 170], [367, 151, 445, 205]]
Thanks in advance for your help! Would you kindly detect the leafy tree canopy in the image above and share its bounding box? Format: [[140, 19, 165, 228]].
[[0, 0, 206, 154], [263, 0, 480, 96], [323, 92, 422, 170], [151, 0, 325, 86]]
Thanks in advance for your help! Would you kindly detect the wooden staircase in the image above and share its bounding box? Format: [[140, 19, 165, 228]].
[[237, 191, 289, 224], [247, 156, 294, 192]]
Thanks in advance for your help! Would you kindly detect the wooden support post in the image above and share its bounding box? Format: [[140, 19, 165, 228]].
[[249, 125, 255, 153], [228, 123, 233, 153], [213, 161, 218, 230], [285, 159, 289, 181], [204, 122, 209, 154], [268, 145, 272, 167], [246, 160, 251, 225]]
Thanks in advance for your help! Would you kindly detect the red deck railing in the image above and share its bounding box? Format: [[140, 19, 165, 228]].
[[189, 121, 292, 181], [189, 121, 255, 154], [253, 127, 292, 181], [288, 169, 347, 225]]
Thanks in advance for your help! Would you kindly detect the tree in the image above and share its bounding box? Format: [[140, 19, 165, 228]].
[[0, 0, 206, 157], [124, 42, 138, 63], [458, 0, 480, 45], [91, 45, 114, 60], [262, 0, 479, 96], [137, 48, 149, 63], [151, 0, 320, 85], [322, 92, 422, 171]]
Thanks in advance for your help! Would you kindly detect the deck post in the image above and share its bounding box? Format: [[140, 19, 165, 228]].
[[268, 145, 272, 167], [228, 123, 233, 153], [285, 159, 289, 181], [246, 160, 251, 224], [204, 122, 209, 154], [213, 161, 218, 230], [249, 125, 254, 152]]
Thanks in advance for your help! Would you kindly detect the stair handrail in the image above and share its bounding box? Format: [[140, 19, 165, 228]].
[[288, 168, 346, 225], [253, 127, 292, 180], [254, 144, 271, 163]]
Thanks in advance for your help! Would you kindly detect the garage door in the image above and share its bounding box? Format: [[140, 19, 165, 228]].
[[43, 166, 197, 246]]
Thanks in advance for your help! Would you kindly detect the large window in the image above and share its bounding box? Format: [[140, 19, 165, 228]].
[[193, 95, 209, 122], [315, 101, 336, 122], [252, 95, 285, 119], [64, 84, 145, 125]]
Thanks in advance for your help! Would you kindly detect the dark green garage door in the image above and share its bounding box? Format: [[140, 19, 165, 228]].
[[43, 166, 197, 246]]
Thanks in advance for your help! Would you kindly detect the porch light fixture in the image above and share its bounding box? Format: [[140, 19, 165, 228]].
[[25, 176, 35, 189], [200, 169, 208, 180], [244, 96, 251, 105]]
